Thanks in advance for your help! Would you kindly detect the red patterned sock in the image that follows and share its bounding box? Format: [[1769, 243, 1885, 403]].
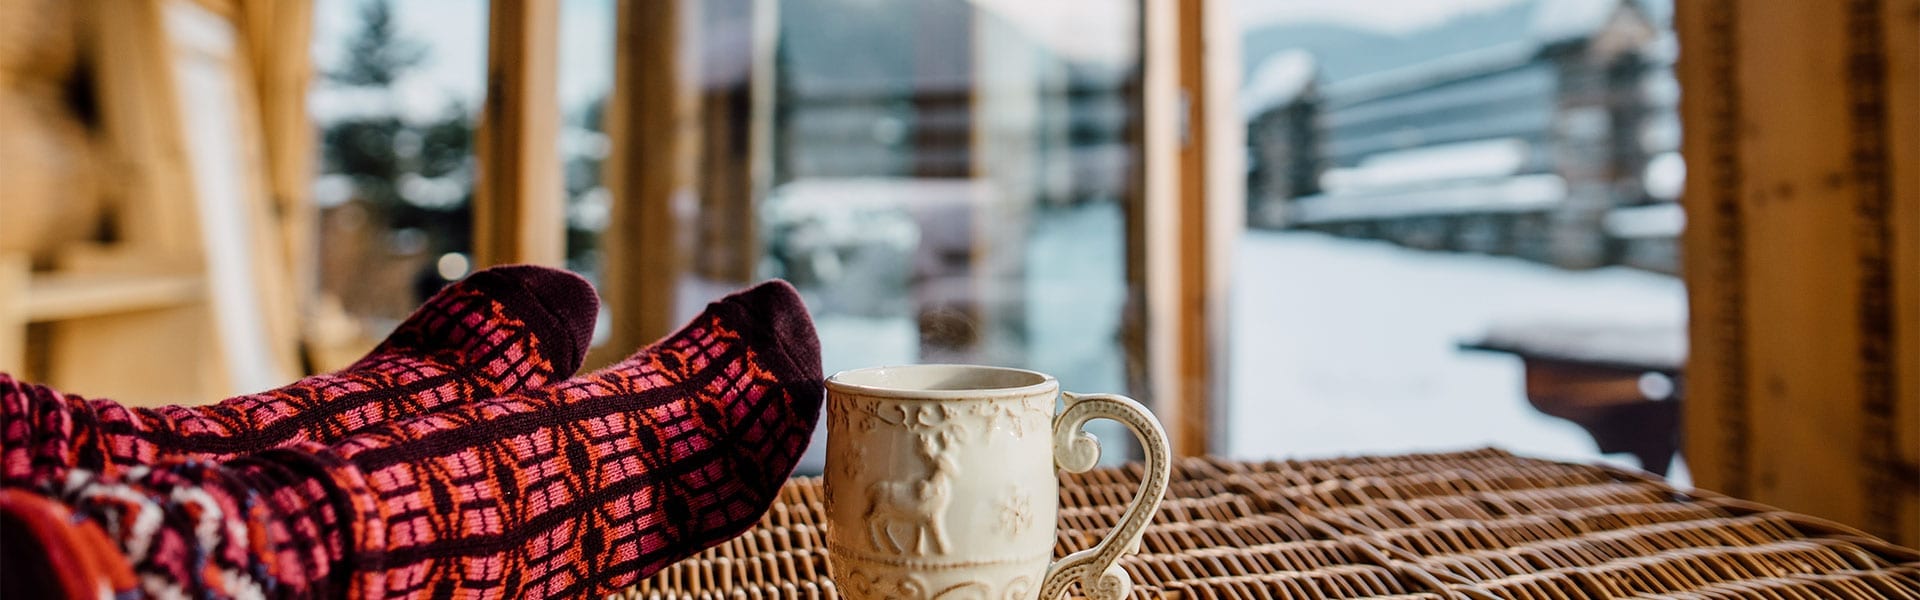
[[1, 265, 599, 486], [29, 280, 823, 599]]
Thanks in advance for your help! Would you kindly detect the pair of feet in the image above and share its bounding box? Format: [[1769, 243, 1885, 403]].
[[0, 266, 824, 599]]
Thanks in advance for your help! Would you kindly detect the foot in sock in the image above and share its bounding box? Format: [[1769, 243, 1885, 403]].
[[0, 264, 599, 487], [29, 280, 825, 599]]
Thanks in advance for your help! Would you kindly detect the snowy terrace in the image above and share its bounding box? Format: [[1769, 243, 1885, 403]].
[[1227, 229, 1688, 482]]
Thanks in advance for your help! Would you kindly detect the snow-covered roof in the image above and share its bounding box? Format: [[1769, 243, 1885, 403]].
[[1530, 0, 1622, 45], [1471, 317, 1686, 371], [1290, 173, 1566, 223], [1243, 50, 1316, 119], [1322, 137, 1532, 193], [1321, 0, 1651, 106], [1324, 41, 1539, 105], [1603, 202, 1684, 239]]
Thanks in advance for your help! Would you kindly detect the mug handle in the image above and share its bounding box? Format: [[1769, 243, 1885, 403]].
[[1036, 391, 1171, 600]]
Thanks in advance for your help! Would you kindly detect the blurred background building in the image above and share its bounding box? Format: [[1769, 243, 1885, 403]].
[[1245, 0, 1681, 274]]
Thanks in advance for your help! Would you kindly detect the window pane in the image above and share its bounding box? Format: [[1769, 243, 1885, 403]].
[[310, 0, 486, 350], [559, 0, 615, 345], [663, 0, 1145, 473], [1234, 0, 1688, 479]]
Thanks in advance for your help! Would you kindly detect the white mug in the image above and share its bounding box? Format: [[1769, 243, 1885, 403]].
[[823, 365, 1171, 600]]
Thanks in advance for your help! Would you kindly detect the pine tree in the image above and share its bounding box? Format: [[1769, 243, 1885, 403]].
[[319, 0, 473, 271], [319, 0, 604, 307], [328, 0, 424, 87]]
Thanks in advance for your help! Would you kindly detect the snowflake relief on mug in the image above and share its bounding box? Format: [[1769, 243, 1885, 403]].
[[995, 485, 1035, 538]]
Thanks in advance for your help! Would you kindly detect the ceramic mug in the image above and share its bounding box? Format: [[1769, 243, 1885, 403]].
[[823, 365, 1170, 600]]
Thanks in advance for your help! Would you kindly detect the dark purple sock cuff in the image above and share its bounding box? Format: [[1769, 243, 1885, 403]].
[[462, 265, 600, 377], [716, 280, 823, 390]]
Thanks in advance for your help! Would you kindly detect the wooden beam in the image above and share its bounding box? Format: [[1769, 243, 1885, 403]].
[[1882, 0, 1919, 547], [1677, 0, 1919, 545], [24, 273, 205, 322], [1136, 0, 1181, 453], [240, 0, 318, 371], [1188, 0, 1243, 456], [178, 0, 304, 388], [1138, 0, 1239, 457], [474, 0, 564, 268], [598, 0, 699, 362], [1675, 0, 1746, 504]]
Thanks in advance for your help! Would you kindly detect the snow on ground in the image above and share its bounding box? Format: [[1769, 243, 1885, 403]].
[[1226, 230, 1690, 481]]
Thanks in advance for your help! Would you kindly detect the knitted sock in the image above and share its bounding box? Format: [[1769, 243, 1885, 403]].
[[35, 280, 823, 599], [1, 265, 599, 486]]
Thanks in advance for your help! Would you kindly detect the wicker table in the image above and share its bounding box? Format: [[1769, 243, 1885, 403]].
[[616, 449, 1920, 599]]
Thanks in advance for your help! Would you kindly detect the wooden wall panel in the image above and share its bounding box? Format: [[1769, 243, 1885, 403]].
[[1677, 0, 1919, 545]]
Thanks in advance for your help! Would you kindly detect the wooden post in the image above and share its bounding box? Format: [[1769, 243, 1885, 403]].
[[1888, 0, 1920, 550], [598, 0, 699, 362], [474, 0, 564, 268], [1677, 0, 1919, 545], [240, 0, 318, 371], [1136, 0, 1176, 455], [1137, 0, 1239, 457], [1186, 0, 1242, 456]]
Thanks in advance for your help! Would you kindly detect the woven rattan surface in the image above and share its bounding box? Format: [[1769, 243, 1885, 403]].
[[613, 449, 1920, 599]]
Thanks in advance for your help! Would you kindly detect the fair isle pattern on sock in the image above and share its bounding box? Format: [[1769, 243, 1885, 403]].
[[0, 265, 598, 487], [337, 281, 822, 598], [24, 281, 821, 600]]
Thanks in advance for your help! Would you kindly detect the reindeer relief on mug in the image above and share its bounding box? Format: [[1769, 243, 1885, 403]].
[[836, 399, 1049, 555]]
